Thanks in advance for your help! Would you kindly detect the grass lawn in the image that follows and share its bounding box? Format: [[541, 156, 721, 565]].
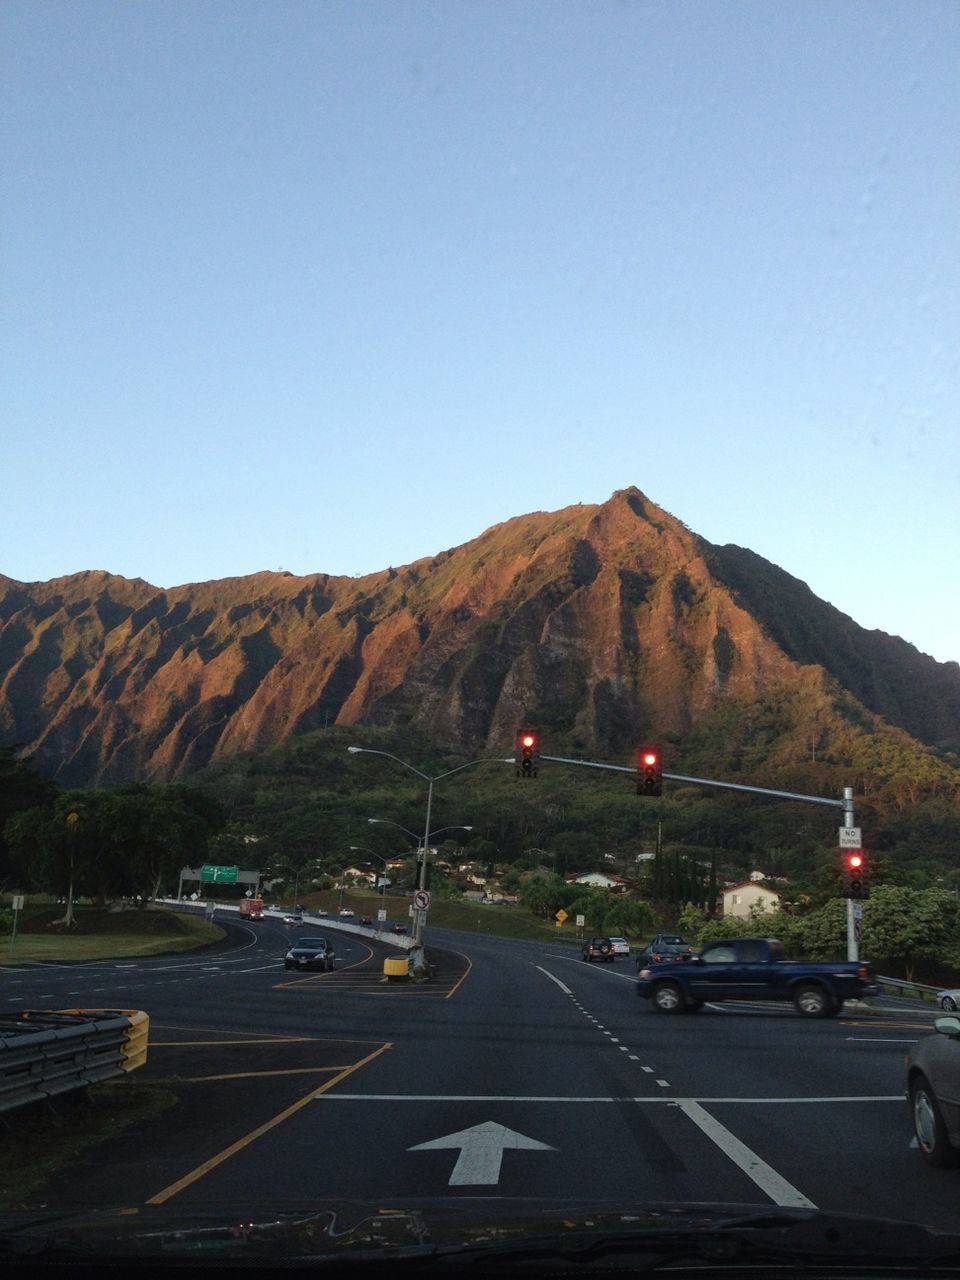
[[306, 888, 586, 946], [0, 905, 225, 965]]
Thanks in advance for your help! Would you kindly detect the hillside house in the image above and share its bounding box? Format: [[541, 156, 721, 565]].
[[565, 871, 630, 894], [722, 882, 781, 918]]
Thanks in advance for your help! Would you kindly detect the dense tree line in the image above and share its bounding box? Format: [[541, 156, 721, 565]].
[[0, 747, 225, 923]]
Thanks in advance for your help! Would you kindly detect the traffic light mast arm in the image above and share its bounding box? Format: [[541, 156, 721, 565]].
[[538, 755, 853, 815]]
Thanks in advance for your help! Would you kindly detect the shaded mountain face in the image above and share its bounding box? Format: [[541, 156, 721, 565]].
[[1, 488, 958, 786]]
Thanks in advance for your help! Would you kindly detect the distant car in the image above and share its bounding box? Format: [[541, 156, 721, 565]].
[[282, 914, 303, 926], [284, 937, 334, 971], [907, 1014, 960, 1165], [582, 937, 615, 963], [316, 908, 329, 917], [646, 933, 690, 950], [938, 989, 960, 1012], [636, 941, 694, 971], [339, 908, 355, 918], [391, 922, 407, 935], [609, 936, 630, 956], [359, 915, 374, 927]]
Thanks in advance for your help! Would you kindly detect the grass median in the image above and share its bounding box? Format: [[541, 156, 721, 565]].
[[0, 905, 225, 965]]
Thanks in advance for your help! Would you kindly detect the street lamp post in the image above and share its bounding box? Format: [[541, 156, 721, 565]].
[[366, 820, 473, 917], [349, 845, 391, 927], [347, 746, 502, 963]]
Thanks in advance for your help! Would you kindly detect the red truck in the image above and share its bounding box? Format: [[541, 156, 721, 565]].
[[239, 897, 265, 921]]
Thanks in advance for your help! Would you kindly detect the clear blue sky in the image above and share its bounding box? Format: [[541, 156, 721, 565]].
[[3, 1, 958, 664]]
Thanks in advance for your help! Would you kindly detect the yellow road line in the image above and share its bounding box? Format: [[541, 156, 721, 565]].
[[846, 1021, 933, 1031], [145, 1041, 392, 1205], [444, 950, 472, 999], [181, 1066, 353, 1082], [274, 945, 374, 988], [151, 1037, 323, 1047]]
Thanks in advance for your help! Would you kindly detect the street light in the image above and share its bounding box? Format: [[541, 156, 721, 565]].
[[368, 818, 473, 844], [349, 845, 391, 923], [366, 820, 472, 905], [347, 745, 498, 954]]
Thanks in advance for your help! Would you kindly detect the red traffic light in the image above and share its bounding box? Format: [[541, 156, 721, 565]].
[[515, 729, 540, 779], [637, 745, 663, 797], [842, 850, 869, 899]]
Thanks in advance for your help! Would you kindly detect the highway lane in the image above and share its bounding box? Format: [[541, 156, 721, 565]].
[[6, 918, 960, 1232]]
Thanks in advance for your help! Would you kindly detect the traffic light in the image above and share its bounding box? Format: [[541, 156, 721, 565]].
[[637, 746, 662, 797], [515, 729, 540, 779], [842, 851, 870, 899]]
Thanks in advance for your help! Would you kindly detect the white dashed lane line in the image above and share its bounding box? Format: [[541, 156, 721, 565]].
[[536, 963, 670, 1088]]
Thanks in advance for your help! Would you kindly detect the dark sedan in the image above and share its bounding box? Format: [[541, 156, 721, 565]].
[[284, 937, 334, 971], [635, 941, 694, 971], [907, 1015, 960, 1165]]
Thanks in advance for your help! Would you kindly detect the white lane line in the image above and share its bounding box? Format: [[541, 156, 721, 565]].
[[641, 1066, 654, 1074], [322, 1094, 903, 1104], [656, 1080, 670, 1088], [534, 966, 572, 995], [628, 1055, 639, 1061], [676, 1100, 815, 1209], [619, 1046, 629, 1052]]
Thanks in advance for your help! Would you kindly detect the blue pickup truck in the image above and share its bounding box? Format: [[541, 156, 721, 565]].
[[635, 937, 880, 1017]]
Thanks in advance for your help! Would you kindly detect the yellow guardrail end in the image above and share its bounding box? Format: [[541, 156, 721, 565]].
[[121, 1009, 149, 1073], [383, 957, 410, 980], [51, 1008, 149, 1074]]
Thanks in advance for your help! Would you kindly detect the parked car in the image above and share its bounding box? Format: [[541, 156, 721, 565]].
[[284, 937, 334, 971], [609, 936, 630, 956], [907, 1014, 960, 1165], [582, 937, 615, 963], [937, 989, 960, 1012]]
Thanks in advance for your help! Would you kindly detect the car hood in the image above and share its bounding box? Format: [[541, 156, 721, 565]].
[[2, 1200, 959, 1268]]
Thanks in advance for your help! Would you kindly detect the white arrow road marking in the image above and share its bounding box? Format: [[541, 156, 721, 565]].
[[409, 1121, 555, 1186]]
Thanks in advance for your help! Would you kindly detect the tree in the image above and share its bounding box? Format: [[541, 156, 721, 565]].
[[0, 746, 57, 885], [861, 886, 960, 980]]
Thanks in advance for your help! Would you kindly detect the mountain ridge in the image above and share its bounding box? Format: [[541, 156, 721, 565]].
[[1, 487, 957, 786]]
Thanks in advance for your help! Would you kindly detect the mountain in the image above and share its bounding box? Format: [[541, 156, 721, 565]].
[[1, 487, 958, 787]]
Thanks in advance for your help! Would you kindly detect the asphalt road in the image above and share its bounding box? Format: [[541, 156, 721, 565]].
[[4, 912, 959, 1233]]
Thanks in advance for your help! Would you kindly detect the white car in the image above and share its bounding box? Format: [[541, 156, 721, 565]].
[[339, 908, 355, 918], [937, 989, 960, 1012], [609, 936, 630, 956]]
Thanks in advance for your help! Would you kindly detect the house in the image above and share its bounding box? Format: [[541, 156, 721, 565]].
[[564, 871, 630, 894], [341, 864, 378, 885], [722, 882, 781, 918]]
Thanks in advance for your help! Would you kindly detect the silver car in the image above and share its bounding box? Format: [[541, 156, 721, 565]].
[[907, 1015, 960, 1165], [937, 988, 960, 1012]]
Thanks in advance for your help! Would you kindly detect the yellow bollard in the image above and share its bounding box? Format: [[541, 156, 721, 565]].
[[383, 956, 410, 981]]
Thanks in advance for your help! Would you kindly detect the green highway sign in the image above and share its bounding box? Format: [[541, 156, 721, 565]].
[[200, 864, 238, 884]]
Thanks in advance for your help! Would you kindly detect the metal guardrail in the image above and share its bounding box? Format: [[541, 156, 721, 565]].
[[876, 974, 946, 1000], [0, 1009, 149, 1116]]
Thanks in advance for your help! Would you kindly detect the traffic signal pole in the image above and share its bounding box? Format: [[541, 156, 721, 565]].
[[540, 756, 860, 960]]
